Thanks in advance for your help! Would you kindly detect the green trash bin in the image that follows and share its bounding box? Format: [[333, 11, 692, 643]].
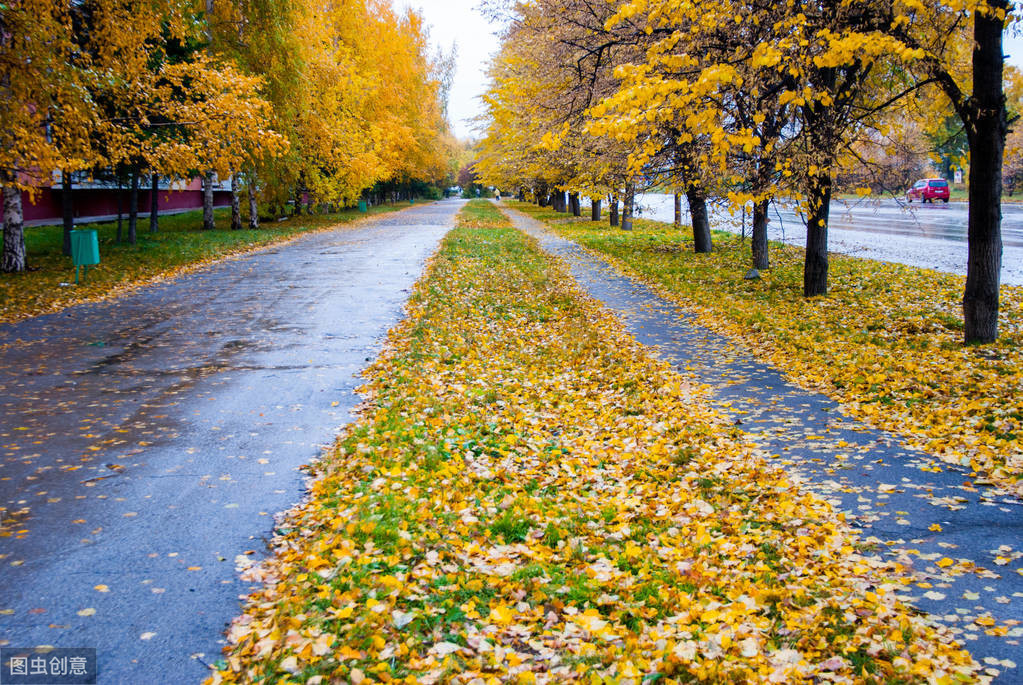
[[70, 229, 100, 284], [358, 200, 368, 213]]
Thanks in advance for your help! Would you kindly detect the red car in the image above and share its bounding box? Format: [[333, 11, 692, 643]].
[[906, 178, 950, 203]]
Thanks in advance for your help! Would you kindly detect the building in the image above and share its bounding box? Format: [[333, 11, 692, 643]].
[[23, 172, 233, 227]]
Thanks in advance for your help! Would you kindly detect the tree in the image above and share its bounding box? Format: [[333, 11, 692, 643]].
[[1004, 124, 1023, 195], [218, 0, 450, 216], [835, 113, 931, 195], [475, 0, 637, 223], [587, 2, 802, 260], [1, 0, 96, 271], [907, 0, 1011, 342], [2, 0, 456, 274], [477, 0, 1010, 343], [457, 162, 480, 194], [64, 0, 283, 241], [947, 3, 1007, 343], [594, 0, 990, 304], [926, 113, 969, 181]]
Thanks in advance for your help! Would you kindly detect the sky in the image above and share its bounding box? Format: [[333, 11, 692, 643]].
[[401, 0, 1023, 143], [400, 0, 506, 141], [1006, 32, 1023, 70]]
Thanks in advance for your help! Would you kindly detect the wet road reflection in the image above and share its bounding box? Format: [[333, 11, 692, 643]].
[[637, 194, 1023, 285], [0, 201, 459, 683]]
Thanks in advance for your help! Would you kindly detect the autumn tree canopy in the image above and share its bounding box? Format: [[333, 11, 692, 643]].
[[477, 0, 1015, 344], [1, 0, 455, 267]]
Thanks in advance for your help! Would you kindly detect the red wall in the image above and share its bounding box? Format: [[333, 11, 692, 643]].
[[23, 185, 232, 225]]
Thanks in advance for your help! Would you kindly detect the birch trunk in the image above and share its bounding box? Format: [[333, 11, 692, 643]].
[[62, 170, 74, 255], [247, 174, 259, 229], [149, 173, 159, 233], [2, 182, 26, 272], [231, 174, 242, 230], [622, 185, 634, 231], [128, 166, 139, 245], [203, 172, 215, 230]]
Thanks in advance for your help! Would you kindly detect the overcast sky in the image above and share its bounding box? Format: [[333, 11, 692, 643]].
[[400, 0, 505, 141], [401, 1, 1023, 143]]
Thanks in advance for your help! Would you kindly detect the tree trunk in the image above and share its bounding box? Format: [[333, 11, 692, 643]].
[[804, 170, 831, 297], [204, 0, 214, 41], [149, 173, 159, 233], [622, 185, 635, 231], [961, 6, 1007, 344], [686, 188, 712, 252], [801, 66, 837, 298], [609, 196, 619, 227], [116, 175, 123, 243], [673, 192, 682, 229], [752, 198, 769, 270], [231, 174, 242, 230], [2, 182, 26, 273], [591, 198, 601, 221], [128, 165, 139, 246], [248, 174, 259, 229], [62, 170, 74, 256], [203, 172, 215, 230], [570, 192, 580, 216]]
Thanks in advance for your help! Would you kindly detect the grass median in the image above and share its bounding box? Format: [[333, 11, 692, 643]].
[[509, 201, 1023, 497], [0, 203, 408, 324], [211, 200, 976, 683]]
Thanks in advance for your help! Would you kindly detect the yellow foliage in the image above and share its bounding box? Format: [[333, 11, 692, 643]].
[[528, 208, 1023, 496], [212, 203, 979, 683]]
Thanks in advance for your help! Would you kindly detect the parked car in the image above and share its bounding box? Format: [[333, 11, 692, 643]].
[[906, 178, 950, 203]]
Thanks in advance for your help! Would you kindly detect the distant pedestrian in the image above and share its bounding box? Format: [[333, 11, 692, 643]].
[[495, 191, 501, 202]]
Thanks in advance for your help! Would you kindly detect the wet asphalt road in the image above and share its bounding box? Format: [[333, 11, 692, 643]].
[[508, 207, 1023, 682], [0, 200, 459, 682], [638, 193, 1023, 285]]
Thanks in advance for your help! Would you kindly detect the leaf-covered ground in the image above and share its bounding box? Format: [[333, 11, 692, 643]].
[[0, 204, 406, 324], [508, 202, 1023, 497], [212, 201, 978, 683]]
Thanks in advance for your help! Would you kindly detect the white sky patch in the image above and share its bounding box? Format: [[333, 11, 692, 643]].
[[1005, 30, 1023, 70], [400, 0, 505, 141]]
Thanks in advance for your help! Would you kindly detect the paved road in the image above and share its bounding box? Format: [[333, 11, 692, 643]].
[[0, 201, 459, 682], [637, 193, 1023, 285], [509, 206, 1023, 683]]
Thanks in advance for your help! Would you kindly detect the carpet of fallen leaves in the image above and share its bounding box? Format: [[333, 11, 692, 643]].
[[211, 201, 979, 684], [510, 203, 1023, 497], [0, 204, 406, 325]]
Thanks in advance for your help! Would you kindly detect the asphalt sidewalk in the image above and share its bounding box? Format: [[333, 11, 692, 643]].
[[0, 200, 460, 682], [506, 205, 1023, 682]]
